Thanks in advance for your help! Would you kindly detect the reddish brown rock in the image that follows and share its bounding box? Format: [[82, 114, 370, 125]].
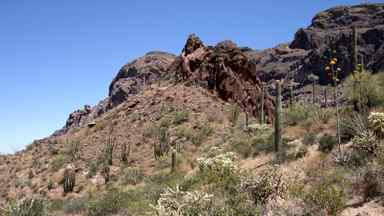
[[175, 34, 275, 122]]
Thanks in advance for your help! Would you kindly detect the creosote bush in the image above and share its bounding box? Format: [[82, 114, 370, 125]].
[[303, 132, 317, 146], [172, 110, 189, 125], [87, 188, 127, 216], [319, 134, 337, 153]]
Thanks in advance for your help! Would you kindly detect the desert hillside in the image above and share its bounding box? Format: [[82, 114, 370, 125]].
[[1, 3, 384, 216]]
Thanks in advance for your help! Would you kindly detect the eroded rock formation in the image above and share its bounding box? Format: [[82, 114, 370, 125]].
[[175, 34, 275, 122]]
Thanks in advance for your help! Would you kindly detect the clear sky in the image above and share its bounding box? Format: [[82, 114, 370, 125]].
[[0, 0, 373, 153]]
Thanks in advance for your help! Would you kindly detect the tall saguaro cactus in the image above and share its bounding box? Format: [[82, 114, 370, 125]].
[[105, 136, 116, 166], [308, 73, 319, 104], [274, 80, 283, 153], [260, 82, 266, 124], [171, 148, 177, 173], [352, 26, 358, 74]]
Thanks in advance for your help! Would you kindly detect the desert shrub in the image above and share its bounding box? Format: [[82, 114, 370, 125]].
[[51, 154, 66, 171], [5, 197, 46, 216], [172, 110, 189, 125], [363, 171, 381, 201], [87, 188, 127, 216], [347, 150, 370, 167], [318, 134, 337, 153], [151, 186, 213, 216], [66, 140, 82, 161], [241, 166, 286, 206], [295, 145, 308, 159], [368, 112, 384, 139], [122, 167, 145, 185], [341, 112, 369, 142], [63, 198, 87, 214], [191, 125, 213, 146], [197, 147, 238, 179], [86, 161, 98, 179], [143, 123, 158, 138], [344, 72, 384, 109], [313, 108, 333, 125], [376, 141, 384, 166], [304, 181, 346, 216], [285, 104, 311, 126], [303, 132, 317, 145], [231, 136, 253, 158]]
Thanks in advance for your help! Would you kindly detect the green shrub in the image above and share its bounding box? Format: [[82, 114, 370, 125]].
[[313, 108, 333, 125], [303, 132, 317, 145], [191, 125, 213, 146], [173, 111, 189, 125], [295, 145, 308, 159], [5, 197, 46, 216], [86, 161, 98, 179], [285, 104, 311, 126], [304, 180, 346, 215], [87, 188, 127, 216], [122, 167, 145, 185], [63, 198, 87, 215], [51, 154, 66, 171], [344, 72, 384, 108], [319, 134, 337, 153]]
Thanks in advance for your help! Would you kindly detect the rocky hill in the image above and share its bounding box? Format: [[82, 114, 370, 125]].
[[1, 3, 384, 216]]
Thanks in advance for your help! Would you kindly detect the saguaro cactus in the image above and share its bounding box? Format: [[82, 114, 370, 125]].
[[274, 80, 283, 153], [260, 82, 266, 124], [120, 142, 130, 163], [105, 136, 116, 165], [171, 148, 177, 173], [352, 26, 358, 74], [63, 169, 76, 194], [308, 73, 319, 104], [101, 165, 110, 184]]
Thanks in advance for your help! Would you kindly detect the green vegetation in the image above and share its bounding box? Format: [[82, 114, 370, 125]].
[[319, 134, 337, 153]]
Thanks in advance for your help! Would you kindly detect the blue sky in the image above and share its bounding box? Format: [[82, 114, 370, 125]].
[[0, 0, 372, 153]]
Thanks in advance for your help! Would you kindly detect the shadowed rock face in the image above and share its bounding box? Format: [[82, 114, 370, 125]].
[[289, 3, 384, 84], [109, 51, 176, 107], [175, 34, 276, 122]]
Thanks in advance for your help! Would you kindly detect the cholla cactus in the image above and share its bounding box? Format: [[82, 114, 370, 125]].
[[197, 147, 238, 177], [368, 112, 384, 139], [241, 166, 286, 205], [5, 197, 46, 216], [151, 185, 213, 216]]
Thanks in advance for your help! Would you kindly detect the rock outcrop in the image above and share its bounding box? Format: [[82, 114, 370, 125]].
[[289, 3, 384, 84], [174, 34, 276, 122], [53, 52, 176, 135], [109, 51, 176, 107]]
